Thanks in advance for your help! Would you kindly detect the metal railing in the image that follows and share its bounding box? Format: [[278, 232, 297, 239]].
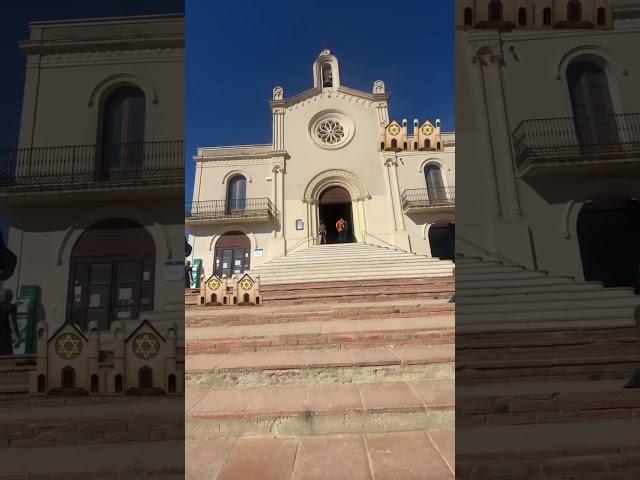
[[185, 197, 275, 221], [0, 141, 184, 188], [512, 114, 640, 168], [401, 186, 455, 211]]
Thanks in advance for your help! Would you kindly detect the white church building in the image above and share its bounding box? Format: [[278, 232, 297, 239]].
[[187, 50, 455, 279]]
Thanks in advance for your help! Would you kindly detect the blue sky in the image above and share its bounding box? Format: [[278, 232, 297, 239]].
[[186, 0, 455, 199]]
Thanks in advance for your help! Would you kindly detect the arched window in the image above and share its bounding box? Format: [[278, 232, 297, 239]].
[[91, 374, 99, 393], [413, 142, 418, 150], [464, 7, 473, 26], [567, 0, 582, 22], [597, 7, 605, 26], [115, 374, 123, 393], [226, 175, 247, 212], [322, 64, 333, 87], [37, 374, 46, 393], [101, 86, 145, 172], [543, 7, 552, 26], [403, 141, 408, 150], [390, 138, 398, 150], [168, 374, 176, 393], [380, 142, 385, 150], [424, 139, 431, 149], [139, 366, 153, 389], [61, 366, 76, 389], [488, 0, 504, 22], [437, 141, 441, 150], [424, 164, 447, 203], [68, 218, 155, 330], [567, 61, 618, 147], [518, 7, 527, 26]]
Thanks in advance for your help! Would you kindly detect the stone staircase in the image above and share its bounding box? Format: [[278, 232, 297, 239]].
[[250, 243, 455, 284], [185, 244, 455, 478], [455, 254, 640, 479]]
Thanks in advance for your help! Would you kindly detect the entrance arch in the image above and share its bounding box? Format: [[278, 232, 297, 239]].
[[319, 186, 355, 244], [68, 218, 155, 331], [428, 221, 455, 260], [577, 198, 640, 291], [214, 231, 251, 277]]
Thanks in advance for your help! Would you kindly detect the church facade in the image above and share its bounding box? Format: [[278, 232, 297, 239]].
[[187, 50, 455, 279]]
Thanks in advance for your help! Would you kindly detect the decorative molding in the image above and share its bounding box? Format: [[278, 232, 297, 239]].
[[87, 73, 159, 107], [303, 169, 370, 203]]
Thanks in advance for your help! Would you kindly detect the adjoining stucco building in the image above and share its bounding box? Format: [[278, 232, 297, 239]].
[[187, 50, 455, 279], [456, 0, 639, 292], [0, 15, 185, 344]]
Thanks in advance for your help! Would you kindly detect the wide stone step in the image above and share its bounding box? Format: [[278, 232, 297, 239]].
[[455, 281, 614, 299], [0, 396, 183, 447], [457, 305, 636, 325], [457, 287, 636, 306], [187, 430, 454, 480], [252, 257, 449, 268], [260, 276, 454, 292], [457, 379, 640, 427], [1, 440, 183, 478], [456, 276, 576, 290], [458, 295, 640, 315], [186, 380, 454, 437], [258, 270, 454, 285], [185, 316, 454, 355], [186, 345, 455, 388], [457, 418, 640, 479], [186, 299, 454, 327]]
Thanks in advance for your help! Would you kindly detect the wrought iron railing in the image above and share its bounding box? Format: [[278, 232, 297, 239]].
[[185, 197, 275, 221], [512, 114, 640, 168], [0, 141, 183, 188], [401, 186, 455, 211]]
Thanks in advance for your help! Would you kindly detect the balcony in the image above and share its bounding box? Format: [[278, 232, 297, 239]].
[[512, 114, 640, 177], [0, 141, 184, 198], [401, 187, 455, 214], [185, 198, 275, 225]]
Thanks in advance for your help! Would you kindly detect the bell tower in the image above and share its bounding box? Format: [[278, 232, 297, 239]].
[[313, 49, 341, 91]]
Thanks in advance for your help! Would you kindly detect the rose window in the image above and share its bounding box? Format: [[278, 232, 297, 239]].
[[316, 120, 345, 145]]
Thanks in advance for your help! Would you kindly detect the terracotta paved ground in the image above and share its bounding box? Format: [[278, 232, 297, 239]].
[[187, 431, 454, 480]]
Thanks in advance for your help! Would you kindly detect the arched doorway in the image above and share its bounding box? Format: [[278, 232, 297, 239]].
[[318, 186, 354, 244], [577, 199, 640, 291], [68, 218, 155, 331], [429, 222, 455, 261], [214, 231, 251, 277]]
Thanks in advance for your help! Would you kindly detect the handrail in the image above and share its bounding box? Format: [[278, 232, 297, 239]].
[[455, 233, 522, 267], [270, 234, 313, 263], [360, 230, 411, 254]]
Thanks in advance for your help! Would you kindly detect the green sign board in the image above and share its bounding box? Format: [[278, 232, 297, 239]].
[[14, 285, 40, 355]]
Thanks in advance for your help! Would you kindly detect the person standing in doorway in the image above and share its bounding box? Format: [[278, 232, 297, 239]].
[[336, 217, 348, 243], [319, 221, 327, 245], [185, 261, 192, 289], [0, 289, 20, 355]]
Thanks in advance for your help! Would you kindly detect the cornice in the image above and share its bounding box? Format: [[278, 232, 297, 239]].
[[270, 85, 390, 111], [20, 36, 184, 56]]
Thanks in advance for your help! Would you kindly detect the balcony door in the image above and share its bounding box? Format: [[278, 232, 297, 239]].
[[226, 175, 247, 212], [214, 231, 251, 278], [101, 86, 146, 173], [425, 165, 447, 204], [567, 61, 618, 147]]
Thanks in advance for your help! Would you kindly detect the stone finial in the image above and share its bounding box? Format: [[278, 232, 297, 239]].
[[373, 80, 385, 94], [273, 86, 284, 100]]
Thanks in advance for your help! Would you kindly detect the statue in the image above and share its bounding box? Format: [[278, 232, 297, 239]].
[[322, 65, 333, 87]]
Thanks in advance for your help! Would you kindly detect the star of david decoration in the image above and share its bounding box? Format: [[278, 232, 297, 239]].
[[388, 124, 401, 136], [421, 124, 434, 136], [207, 278, 221, 291], [55, 333, 82, 360], [133, 333, 159, 360], [240, 278, 254, 291]]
